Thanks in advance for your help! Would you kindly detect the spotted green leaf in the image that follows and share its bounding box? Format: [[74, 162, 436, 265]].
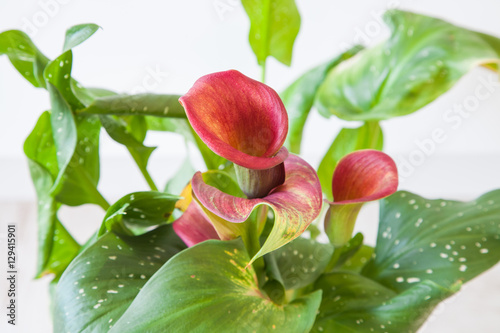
[[362, 190, 500, 292], [318, 122, 383, 200], [272, 237, 333, 290], [316, 10, 500, 121], [100, 192, 180, 236], [47, 83, 77, 183], [24, 111, 80, 277], [341, 245, 374, 274], [0, 30, 49, 88], [45, 51, 84, 109], [241, 0, 301, 66], [328, 233, 364, 272], [79, 94, 185, 118], [109, 239, 322, 332], [53, 115, 107, 208], [313, 272, 455, 333], [44, 51, 107, 208], [282, 46, 363, 153], [63, 23, 100, 52], [53, 224, 186, 332]]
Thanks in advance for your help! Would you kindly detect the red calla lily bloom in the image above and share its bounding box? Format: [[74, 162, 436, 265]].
[[192, 154, 322, 264], [325, 149, 398, 246], [179, 70, 289, 171]]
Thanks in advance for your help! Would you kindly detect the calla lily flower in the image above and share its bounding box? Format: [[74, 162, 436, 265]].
[[172, 177, 225, 247], [191, 154, 322, 264], [324, 149, 398, 247], [180, 70, 289, 198], [173, 200, 220, 247]]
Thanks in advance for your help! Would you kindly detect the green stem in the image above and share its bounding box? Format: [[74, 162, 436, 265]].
[[324, 246, 341, 272], [365, 120, 381, 148], [260, 59, 267, 83], [243, 208, 267, 287], [128, 148, 159, 191]]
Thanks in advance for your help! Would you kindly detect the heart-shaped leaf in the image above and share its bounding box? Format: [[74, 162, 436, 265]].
[[101, 192, 180, 236], [313, 272, 455, 332], [272, 237, 333, 290], [362, 190, 500, 292], [109, 239, 322, 332], [318, 122, 383, 200], [0, 30, 50, 88], [281, 45, 363, 153], [53, 224, 186, 332], [316, 10, 500, 121], [63, 23, 100, 52], [242, 0, 301, 66]]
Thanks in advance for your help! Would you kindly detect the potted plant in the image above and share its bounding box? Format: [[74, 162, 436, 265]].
[[1, 2, 499, 332]]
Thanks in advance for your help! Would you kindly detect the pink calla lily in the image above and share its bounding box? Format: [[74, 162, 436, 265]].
[[191, 154, 322, 264], [173, 200, 220, 247], [328, 149, 398, 205], [325, 149, 398, 246], [179, 70, 289, 170]]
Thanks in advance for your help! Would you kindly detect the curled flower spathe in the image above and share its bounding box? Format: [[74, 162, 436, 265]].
[[325, 149, 398, 246], [192, 155, 322, 264], [179, 69, 289, 170]]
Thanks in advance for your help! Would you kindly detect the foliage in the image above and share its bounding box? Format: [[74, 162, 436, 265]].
[[1, 5, 500, 333]]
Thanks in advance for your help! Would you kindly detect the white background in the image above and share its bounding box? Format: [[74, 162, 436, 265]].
[[0, 0, 500, 332]]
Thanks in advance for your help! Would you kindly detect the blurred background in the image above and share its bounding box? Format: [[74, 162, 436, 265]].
[[1, 0, 499, 332]]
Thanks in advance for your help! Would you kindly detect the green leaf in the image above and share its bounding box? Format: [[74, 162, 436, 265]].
[[329, 233, 365, 271], [47, 83, 77, 182], [63, 23, 100, 52], [164, 153, 196, 195], [44, 50, 107, 207], [282, 46, 363, 153], [100, 115, 156, 179], [54, 115, 107, 208], [101, 192, 180, 236], [72, 82, 117, 106], [0, 30, 50, 88], [109, 239, 322, 332], [44, 51, 84, 109], [316, 10, 500, 121], [272, 237, 333, 290], [48, 220, 81, 278], [241, 0, 301, 66], [145, 117, 227, 170], [79, 94, 186, 118], [362, 190, 500, 292], [202, 170, 245, 197], [24, 112, 80, 277], [313, 272, 455, 332], [53, 224, 186, 333], [341, 245, 374, 274], [318, 122, 383, 200]]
